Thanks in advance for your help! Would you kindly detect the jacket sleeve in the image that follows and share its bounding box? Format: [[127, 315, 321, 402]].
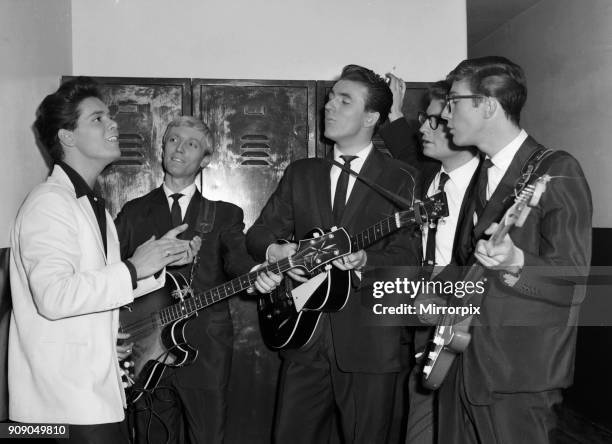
[[246, 163, 298, 262], [16, 191, 134, 320], [509, 152, 592, 306]]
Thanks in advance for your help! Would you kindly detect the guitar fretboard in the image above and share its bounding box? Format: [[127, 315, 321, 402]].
[[159, 258, 289, 325], [351, 209, 414, 251]]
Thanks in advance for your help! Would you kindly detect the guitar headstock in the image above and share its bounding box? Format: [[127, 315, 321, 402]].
[[397, 192, 449, 227], [503, 174, 551, 229], [293, 228, 352, 272]]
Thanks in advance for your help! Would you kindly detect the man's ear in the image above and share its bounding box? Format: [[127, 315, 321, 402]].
[[200, 152, 213, 169], [58, 129, 74, 147], [364, 111, 380, 128], [483, 97, 498, 120]]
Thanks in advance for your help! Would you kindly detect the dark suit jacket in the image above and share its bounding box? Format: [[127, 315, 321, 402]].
[[246, 149, 422, 373], [115, 186, 256, 387], [458, 136, 592, 404]]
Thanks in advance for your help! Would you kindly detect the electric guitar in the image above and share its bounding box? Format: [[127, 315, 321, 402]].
[[421, 175, 551, 390], [120, 227, 353, 403], [258, 192, 449, 350]]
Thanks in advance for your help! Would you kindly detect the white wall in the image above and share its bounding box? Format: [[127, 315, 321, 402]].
[[71, 0, 466, 81], [470, 0, 612, 227], [0, 0, 72, 247]]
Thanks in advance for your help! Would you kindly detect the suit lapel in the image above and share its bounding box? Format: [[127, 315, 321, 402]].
[[182, 191, 203, 239], [316, 156, 334, 228], [150, 186, 173, 237], [77, 196, 107, 262], [422, 169, 438, 200], [451, 157, 482, 254], [340, 149, 384, 228], [473, 138, 540, 240]]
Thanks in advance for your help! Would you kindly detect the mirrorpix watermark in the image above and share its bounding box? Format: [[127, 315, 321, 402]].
[[360, 265, 612, 327], [360, 266, 486, 326]]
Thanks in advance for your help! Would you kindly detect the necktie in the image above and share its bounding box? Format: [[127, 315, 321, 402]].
[[332, 155, 358, 225], [170, 193, 184, 227], [474, 158, 494, 219], [423, 172, 450, 275]]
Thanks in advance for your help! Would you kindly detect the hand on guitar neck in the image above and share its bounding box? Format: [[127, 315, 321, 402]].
[[474, 222, 525, 273], [267, 242, 367, 278], [248, 264, 283, 294], [267, 243, 308, 282], [332, 250, 367, 271]]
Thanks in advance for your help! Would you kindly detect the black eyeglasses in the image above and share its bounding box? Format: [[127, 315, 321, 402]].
[[417, 111, 446, 130], [444, 94, 487, 112]]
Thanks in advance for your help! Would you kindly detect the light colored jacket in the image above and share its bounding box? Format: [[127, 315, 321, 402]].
[[9, 165, 162, 424]]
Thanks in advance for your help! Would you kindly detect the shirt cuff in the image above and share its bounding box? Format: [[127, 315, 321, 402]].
[[123, 260, 138, 290]]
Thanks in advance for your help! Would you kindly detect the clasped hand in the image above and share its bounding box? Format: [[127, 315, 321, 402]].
[[129, 224, 201, 279]]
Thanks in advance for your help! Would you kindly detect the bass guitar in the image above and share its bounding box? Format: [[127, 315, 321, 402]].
[[258, 192, 449, 350], [421, 175, 551, 390], [120, 226, 353, 403]]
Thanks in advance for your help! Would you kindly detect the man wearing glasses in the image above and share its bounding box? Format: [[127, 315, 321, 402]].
[[380, 77, 480, 444], [438, 56, 592, 443]]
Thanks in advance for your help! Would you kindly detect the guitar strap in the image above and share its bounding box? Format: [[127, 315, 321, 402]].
[[502, 145, 556, 211], [187, 196, 216, 290]]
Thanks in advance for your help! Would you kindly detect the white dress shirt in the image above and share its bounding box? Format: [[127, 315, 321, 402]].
[[330, 143, 373, 207], [486, 129, 528, 199], [163, 182, 198, 219], [423, 156, 480, 267]]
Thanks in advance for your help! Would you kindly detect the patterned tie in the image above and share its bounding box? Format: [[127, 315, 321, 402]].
[[170, 193, 184, 227], [423, 172, 450, 275], [332, 155, 358, 225]]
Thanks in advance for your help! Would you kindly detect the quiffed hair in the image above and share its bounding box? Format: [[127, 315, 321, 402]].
[[339, 64, 393, 127], [428, 80, 451, 103], [34, 77, 102, 162], [446, 56, 527, 125]]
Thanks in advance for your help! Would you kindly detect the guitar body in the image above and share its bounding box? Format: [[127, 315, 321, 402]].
[[257, 193, 450, 350], [120, 272, 198, 403], [258, 228, 352, 350], [258, 267, 350, 350], [422, 317, 473, 390]]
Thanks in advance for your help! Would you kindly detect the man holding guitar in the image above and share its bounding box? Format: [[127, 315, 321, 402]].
[[380, 78, 480, 444], [246, 65, 422, 444], [115, 116, 281, 444], [437, 56, 592, 443]]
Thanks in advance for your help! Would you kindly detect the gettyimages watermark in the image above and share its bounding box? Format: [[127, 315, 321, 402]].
[[359, 266, 607, 327]]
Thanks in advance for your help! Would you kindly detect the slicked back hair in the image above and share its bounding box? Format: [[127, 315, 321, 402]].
[[34, 77, 103, 163], [339, 64, 393, 129], [446, 56, 527, 125]]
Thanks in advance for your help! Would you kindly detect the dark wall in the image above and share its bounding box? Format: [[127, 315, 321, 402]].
[[564, 228, 612, 430]]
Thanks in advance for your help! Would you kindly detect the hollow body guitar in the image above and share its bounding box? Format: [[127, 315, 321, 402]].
[[258, 192, 449, 350], [120, 228, 353, 404], [421, 175, 551, 390]]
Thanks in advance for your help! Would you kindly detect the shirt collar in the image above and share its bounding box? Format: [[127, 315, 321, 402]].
[[163, 182, 198, 200], [489, 129, 528, 171], [443, 156, 480, 190], [56, 161, 100, 199], [333, 142, 373, 162]]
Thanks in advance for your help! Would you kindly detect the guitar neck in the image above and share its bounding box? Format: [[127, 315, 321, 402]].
[[350, 211, 407, 251], [458, 219, 513, 302], [159, 259, 292, 325]]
